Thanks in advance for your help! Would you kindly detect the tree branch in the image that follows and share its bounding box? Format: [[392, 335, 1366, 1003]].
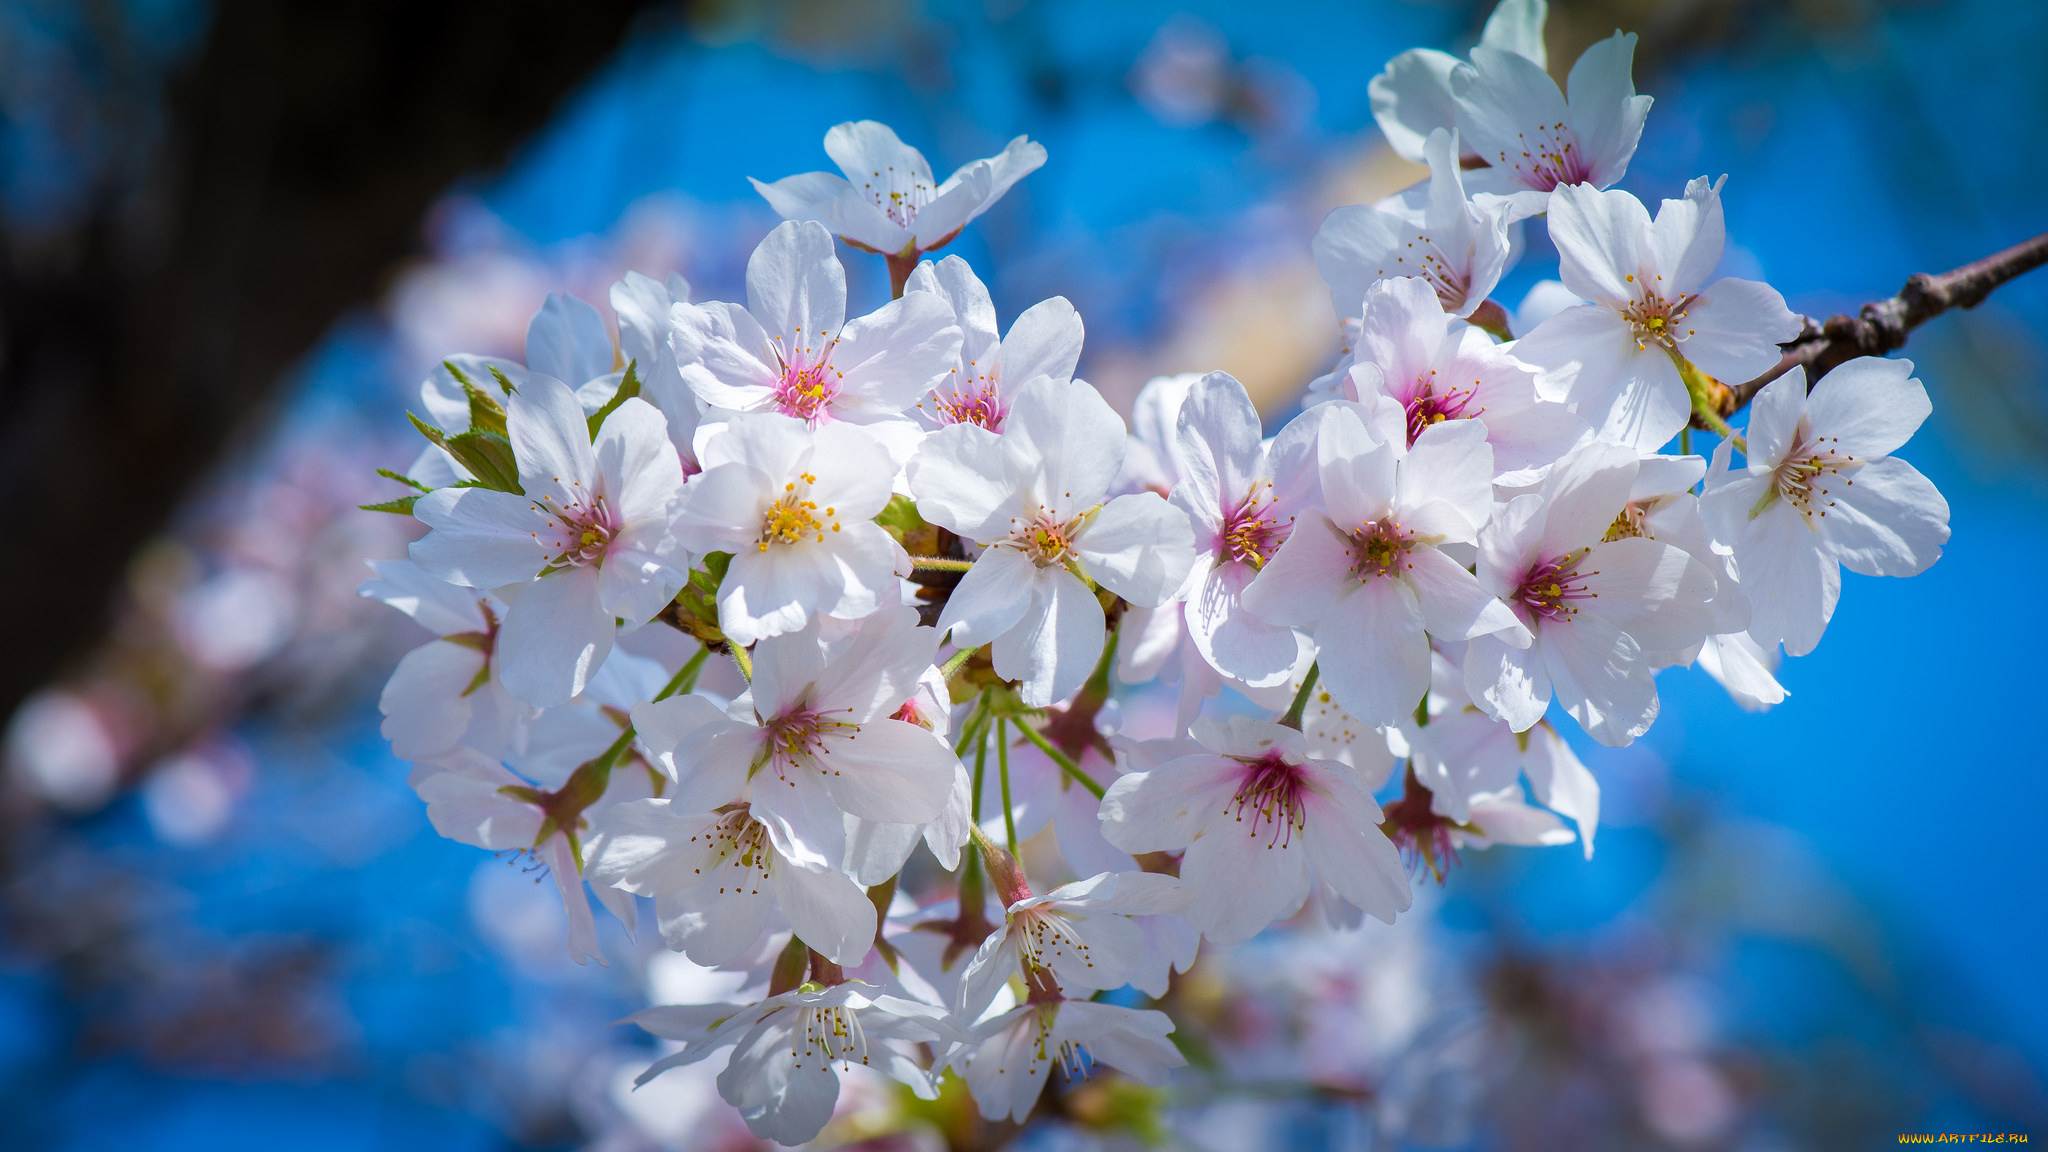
[[1718, 229, 2048, 416]]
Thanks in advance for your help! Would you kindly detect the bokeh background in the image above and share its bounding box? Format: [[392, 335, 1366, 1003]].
[[2, 0, 2044, 1148]]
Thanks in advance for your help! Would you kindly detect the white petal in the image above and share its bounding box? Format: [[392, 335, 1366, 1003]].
[[772, 861, 877, 966], [1821, 455, 1948, 577], [496, 567, 612, 707], [1074, 491, 1197, 607], [525, 292, 614, 386], [1315, 576, 1430, 727], [745, 220, 847, 351]]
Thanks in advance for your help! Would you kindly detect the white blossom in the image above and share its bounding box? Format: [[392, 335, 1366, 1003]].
[[410, 378, 688, 706], [1700, 357, 1949, 656], [905, 254, 1084, 432], [1099, 716, 1411, 942], [1464, 440, 1717, 745], [1244, 403, 1528, 727], [752, 120, 1045, 259], [910, 378, 1197, 706], [1513, 178, 1802, 449], [1449, 29, 1653, 218], [673, 412, 900, 646]]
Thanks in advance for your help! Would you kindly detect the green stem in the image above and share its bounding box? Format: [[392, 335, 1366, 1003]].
[[997, 717, 1018, 855], [953, 692, 991, 758], [972, 714, 992, 832], [1014, 720, 1105, 799], [730, 643, 754, 683], [909, 556, 976, 572], [1279, 662, 1321, 730], [940, 644, 980, 680]]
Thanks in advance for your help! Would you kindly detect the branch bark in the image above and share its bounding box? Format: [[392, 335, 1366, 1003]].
[[1716, 229, 2048, 416]]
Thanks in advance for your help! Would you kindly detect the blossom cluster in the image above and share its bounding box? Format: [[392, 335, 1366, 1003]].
[[362, 5, 1950, 1141]]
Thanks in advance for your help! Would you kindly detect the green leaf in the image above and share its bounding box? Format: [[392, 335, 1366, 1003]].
[[488, 365, 519, 396], [375, 468, 433, 493], [465, 381, 509, 437], [586, 359, 641, 440], [444, 430, 523, 494], [358, 495, 420, 515]]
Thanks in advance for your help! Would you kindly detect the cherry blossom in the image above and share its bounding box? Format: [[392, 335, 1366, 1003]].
[[1315, 128, 1519, 321], [957, 869, 1191, 1020], [410, 377, 688, 706], [1170, 372, 1325, 687], [646, 609, 959, 873], [1243, 404, 1528, 727], [1512, 178, 1802, 448], [585, 796, 879, 966], [1099, 716, 1411, 942], [909, 378, 1197, 706], [628, 984, 953, 1145], [751, 120, 1046, 260], [1700, 356, 1949, 656], [670, 220, 961, 431], [1449, 29, 1653, 217], [904, 255, 1083, 432], [672, 412, 900, 646], [1464, 440, 1717, 745], [1339, 276, 1583, 483]]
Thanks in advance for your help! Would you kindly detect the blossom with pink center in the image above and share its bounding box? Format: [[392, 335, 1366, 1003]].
[[639, 608, 961, 876], [670, 220, 962, 435], [1511, 178, 1803, 450], [909, 378, 1197, 707], [1315, 128, 1520, 321], [1099, 715, 1410, 943], [750, 120, 1046, 260], [1449, 30, 1653, 218], [905, 255, 1084, 433], [1700, 356, 1949, 657], [1465, 440, 1717, 745], [410, 377, 688, 707], [1168, 372, 1327, 687], [1339, 277, 1583, 485], [1243, 403, 1529, 727]]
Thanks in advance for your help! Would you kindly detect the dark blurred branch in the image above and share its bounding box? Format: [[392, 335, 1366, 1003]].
[[0, 0, 673, 723], [1718, 229, 2048, 416]]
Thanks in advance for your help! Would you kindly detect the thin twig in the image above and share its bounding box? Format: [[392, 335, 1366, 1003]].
[[1721, 228, 2048, 415]]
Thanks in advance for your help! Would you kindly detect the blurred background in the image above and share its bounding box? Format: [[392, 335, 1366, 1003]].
[[2, 0, 2044, 1148]]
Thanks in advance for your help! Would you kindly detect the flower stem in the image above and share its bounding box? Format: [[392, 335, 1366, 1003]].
[[1672, 350, 1747, 454], [940, 643, 981, 680], [908, 555, 975, 572], [1013, 720, 1105, 798], [954, 692, 991, 759], [997, 716, 1018, 855], [730, 643, 754, 683], [1279, 662, 1321, 730]]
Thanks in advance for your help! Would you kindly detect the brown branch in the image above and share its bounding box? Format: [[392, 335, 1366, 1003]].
[[1717, 229, 2048, 417]]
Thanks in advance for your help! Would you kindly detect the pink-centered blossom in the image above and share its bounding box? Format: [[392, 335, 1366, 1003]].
[[1099, 716, 1411, 942], [1243, 403, 1528, 727], [410, 378, 688, 707], [905, 255, 1083, 433], [670, 220, 962, 434]]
